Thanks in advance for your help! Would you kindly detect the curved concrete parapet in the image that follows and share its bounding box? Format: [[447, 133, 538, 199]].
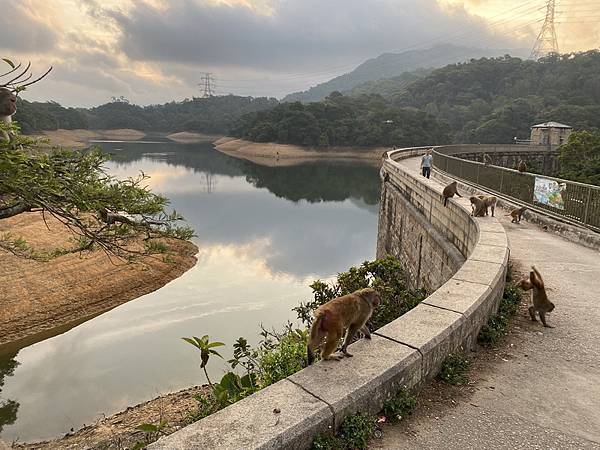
[[151, 147, 509, 450]]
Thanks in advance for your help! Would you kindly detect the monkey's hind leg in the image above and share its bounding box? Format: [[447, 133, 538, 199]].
[[360, 324, 371, 339], [321, 332, 342, 361], [307, 333, 324, 365], [539, 311, 554, 328], [341, 324, 362, 358], [528, 305, 537, 322]]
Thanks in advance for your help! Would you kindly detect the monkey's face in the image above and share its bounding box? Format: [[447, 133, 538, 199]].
[[0, 88, 17, 116], [366, 289, 381, 308]]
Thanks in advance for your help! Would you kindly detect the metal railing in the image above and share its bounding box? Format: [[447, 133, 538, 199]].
[[433, 149, 600, 232]]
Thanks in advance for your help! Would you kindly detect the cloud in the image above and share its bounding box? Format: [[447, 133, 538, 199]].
[[0, 2, 58, 53], [111, 0, 520, 72]]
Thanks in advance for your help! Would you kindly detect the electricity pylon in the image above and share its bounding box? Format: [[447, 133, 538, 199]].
[[199, 73, 215, 97], [531, 0, 559, 60]]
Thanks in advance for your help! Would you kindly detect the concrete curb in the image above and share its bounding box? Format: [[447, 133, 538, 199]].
[[150, 148, 509, 450]]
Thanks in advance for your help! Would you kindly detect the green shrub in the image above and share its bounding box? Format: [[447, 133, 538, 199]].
[[311, 412, 374, 450], [339, 412, 373, 450], [187, 393, 218, 423], [478, 281, 523, 346], [259, 329, 307, 387], [382, 388, 417, 423], [212, 372, 259, 407], [311, 433, 344, 450], [145, 239, 169, 254], [437, 352, 470, 385]]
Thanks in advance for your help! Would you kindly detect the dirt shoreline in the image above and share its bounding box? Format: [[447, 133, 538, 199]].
[[214, 137, 387, 167], [36, 129, 221, 148], [38, 129, 147, 148]]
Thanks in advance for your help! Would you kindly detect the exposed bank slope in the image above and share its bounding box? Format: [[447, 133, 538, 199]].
[[214, 137, 385, 167]]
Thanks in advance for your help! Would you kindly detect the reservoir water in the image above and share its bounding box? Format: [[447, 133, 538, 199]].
[[0, 141, 380, 442]]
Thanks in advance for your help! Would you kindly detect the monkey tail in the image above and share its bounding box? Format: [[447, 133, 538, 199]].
[[531, 266, 544, 289], [307, 345, 315, 366], [307, 310, 327, 366]]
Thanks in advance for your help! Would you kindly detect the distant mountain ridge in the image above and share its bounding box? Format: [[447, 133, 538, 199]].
[[282, 44, 529, 103]]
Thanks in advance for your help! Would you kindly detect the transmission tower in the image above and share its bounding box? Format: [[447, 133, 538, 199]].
[[531, 0, 559, 60], [199, 73, 216, 97]]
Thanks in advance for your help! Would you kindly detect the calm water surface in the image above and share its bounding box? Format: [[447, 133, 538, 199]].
[[0, 141, 380, 442]]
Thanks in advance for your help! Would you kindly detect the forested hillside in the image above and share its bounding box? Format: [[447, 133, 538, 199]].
[[14, 95, 278, 135], [230, 92, 450, 147], [393, 51, 600, 143], [282, 44, 527, 103], [345, 69, 430, 98], [14, 101, 88, 134]]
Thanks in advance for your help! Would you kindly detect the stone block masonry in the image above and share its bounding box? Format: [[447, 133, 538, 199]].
[[150, 147, 508, 450]]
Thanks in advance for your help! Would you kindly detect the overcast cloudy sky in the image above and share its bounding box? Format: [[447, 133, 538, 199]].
[[1, 0, 598, 106]]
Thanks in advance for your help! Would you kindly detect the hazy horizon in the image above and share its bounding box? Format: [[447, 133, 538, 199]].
[[2, 0, 598, 107]]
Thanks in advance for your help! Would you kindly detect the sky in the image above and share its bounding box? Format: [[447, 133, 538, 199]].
[[0, 0, 598, 107]]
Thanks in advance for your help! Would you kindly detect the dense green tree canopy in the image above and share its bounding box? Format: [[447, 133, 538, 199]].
[[231, 92, 450, 148], [14, 95, 279, 135], [558, 131, 600, 186], [392, 51, 600, 143]]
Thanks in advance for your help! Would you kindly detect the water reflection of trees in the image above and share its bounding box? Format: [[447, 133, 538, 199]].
[[241, 162, 380, 205], [0, 351, 19, 434], [103, 142, 380, 204]]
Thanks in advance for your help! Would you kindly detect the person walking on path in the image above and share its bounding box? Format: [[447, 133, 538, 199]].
[[421, 149, 433, 179]]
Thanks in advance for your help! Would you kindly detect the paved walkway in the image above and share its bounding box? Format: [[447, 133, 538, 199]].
[[372, 157, 600, 449]]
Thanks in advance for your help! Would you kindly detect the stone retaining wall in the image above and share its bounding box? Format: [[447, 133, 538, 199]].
[[150, 148, 509, 450]]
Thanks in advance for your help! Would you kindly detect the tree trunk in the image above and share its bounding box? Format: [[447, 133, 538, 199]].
[[0, 202, 30, 219]]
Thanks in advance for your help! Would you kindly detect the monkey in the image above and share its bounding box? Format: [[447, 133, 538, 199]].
[[517, 160, 527, 173], [482, 195, 497, 217], [0, 62, 52, 141], [307, 288, 380, 365], [519, 266, 554, 327], [517, 266, 555, 328], [469, 196, 487, 217], [507, 206, 527, 223], [0, 87, 17, 142], [482, 153, 493, 166], [442, 181, 462, 207]]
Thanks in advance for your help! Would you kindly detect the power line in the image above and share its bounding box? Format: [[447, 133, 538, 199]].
[[531, 0, 559, 59]]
